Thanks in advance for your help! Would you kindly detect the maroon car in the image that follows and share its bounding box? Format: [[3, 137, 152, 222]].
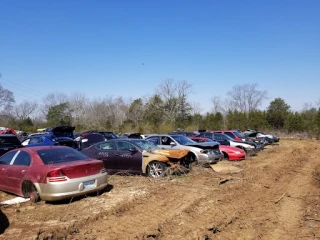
[[81, 139, 190, 178], [0, 146, 108, 202]]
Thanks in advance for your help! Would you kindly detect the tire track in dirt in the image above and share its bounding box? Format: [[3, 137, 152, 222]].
[[72, 181, 220, 239], [135, 140, 319, 240], [1, 139, 319, 240]]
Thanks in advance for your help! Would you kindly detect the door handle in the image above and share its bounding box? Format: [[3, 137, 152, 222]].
[[1, 168, 5, 171], [21, 170, 26, 174]]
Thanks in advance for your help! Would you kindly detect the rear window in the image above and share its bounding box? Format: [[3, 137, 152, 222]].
[[37, 148, 89, 164], [0, 136, 21, 146]]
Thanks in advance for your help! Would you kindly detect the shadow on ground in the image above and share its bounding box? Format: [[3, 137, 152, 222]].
[[0, 208, 9, 234]]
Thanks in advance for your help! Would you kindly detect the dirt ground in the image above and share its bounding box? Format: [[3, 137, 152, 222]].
[[1, 139, 320, 240]]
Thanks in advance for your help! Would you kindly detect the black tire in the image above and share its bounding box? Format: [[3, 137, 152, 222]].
[[22, 181, 40, 203], [236, 146, 247, 153], [183, 152, 197, 169], [147, 161, 167, 178], [222, 152, 229, 161]]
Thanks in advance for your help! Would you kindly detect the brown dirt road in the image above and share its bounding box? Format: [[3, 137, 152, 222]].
[[1, 139, 320, 240]]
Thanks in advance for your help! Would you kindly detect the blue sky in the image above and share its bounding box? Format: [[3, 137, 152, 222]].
[[0, 0, 319, 113]]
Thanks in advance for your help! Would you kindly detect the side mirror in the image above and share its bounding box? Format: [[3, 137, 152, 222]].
[[129, 148, 138, 153], [170, 142, 176, 146]]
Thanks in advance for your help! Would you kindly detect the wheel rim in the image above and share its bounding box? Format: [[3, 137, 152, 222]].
[[149, 162, 164, 178]]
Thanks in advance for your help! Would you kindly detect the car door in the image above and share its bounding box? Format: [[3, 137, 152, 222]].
[[0, 151, 19, 192], [91, 142, 118, 173], [159, 136, 176, 149], [6, 151, 32, 195], [115, 141, 143, 173]]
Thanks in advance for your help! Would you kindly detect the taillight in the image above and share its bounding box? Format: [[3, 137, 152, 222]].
[[47, 169, 67, 182]]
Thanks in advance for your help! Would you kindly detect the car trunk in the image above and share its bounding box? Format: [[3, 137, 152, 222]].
[[51, 126, 75, 138], [56, 137, 76, 148], [50, 160, 104, 179]]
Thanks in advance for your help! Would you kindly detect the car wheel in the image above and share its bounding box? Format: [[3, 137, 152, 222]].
[[147, 161, 167, 178], [22, 181, 40, 203], [222, 152, 228, 161]]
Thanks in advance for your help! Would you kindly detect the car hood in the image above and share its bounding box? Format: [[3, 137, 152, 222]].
[[51, 126, 75, 138], [184, 142, 219, 149], [51, 126, 75, 133], [220, 145, 245, 152], [232, 139, 254, 145]]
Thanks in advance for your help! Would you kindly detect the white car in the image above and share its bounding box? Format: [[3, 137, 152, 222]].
[[146, 134, 223, 165]]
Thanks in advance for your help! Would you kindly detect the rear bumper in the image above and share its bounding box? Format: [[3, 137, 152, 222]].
[[36, 172, 108, 201]]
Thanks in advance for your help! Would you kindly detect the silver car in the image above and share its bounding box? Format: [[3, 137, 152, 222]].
[[146, 134, 223, 165]]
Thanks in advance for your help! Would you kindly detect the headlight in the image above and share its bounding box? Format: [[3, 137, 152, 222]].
[[233, 151, 241, 154]]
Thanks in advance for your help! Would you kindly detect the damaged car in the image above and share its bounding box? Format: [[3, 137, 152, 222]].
[[145, 134, 223, 165], [81, 139, 190, 178], [190, 137, 246, 161]]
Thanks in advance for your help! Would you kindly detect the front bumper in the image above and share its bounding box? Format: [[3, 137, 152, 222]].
[[198, 153, 224, 164], [228, 153, 246, 161], [36, 172, 108, 201]]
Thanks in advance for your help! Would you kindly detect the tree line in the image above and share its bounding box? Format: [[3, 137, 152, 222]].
[[0, 80, 320, 136]]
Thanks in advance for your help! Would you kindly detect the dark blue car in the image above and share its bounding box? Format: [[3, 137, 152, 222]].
[[21, 126, 76, 148]]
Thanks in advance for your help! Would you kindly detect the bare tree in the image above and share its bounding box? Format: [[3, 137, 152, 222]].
[[302, 102, 314, 112], [0, 84, 15, 112], [156, 79, 193, 124], [211, 96, 226, 113], [227, 83, 267, 112], [83, 96, 129, 131], [316, 98, 320, 108], [68, 92, 88, 127], [190, 101, 203, 115], [14, 101, 38, 121], [41, 92, 69, 116]]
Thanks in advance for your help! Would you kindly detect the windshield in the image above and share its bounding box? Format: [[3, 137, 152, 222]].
[[234, 131, 245, 138], [171, 135, 196, 145], [132, 140, 160, 151]]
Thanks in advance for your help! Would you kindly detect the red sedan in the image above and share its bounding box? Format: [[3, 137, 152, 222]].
[[190, 137, 246, 161], [0, 146, 108, 202]]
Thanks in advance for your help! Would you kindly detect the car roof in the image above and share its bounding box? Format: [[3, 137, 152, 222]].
[[146, 134, 175, 137]]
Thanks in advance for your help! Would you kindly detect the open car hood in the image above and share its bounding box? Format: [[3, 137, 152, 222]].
[[51, 126, 75, 138], [51, 126, 75, 133], [184, 142, 219, 149], [148, 149, 189, 159]]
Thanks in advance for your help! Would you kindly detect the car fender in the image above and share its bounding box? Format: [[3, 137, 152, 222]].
[[141, 152, 169, 174], [141, 149, 189, 173]]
